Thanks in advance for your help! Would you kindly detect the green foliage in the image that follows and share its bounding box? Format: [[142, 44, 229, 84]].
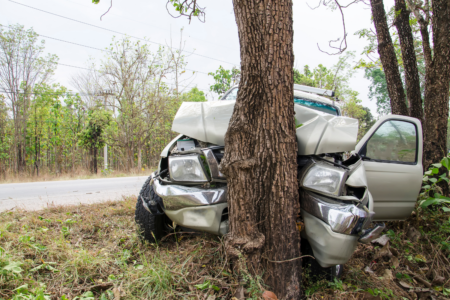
[[364, 68, 391, 115], [366, 287, 394, 299], [180, 87, 207, 102], [208, 66, 240, 97], [420, 157, 450, 210], [77, 110, 111, 151]]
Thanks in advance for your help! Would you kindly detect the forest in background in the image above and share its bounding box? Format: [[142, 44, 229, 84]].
[[0, 24, 386, 181]]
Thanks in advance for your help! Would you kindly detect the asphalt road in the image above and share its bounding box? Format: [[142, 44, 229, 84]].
[[0, 176, 148, 212]]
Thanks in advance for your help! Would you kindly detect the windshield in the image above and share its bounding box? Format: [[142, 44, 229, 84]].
[[294, 97, 339, 116], [221, 88, 339, 116]]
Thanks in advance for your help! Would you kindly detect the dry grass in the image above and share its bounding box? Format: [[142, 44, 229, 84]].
[[0, 198, 246, 300], [0, 168, 154, 184], [1, 198, 449, 300]]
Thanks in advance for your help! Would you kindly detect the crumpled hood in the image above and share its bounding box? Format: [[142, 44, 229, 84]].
[[171, 101, 358, 155]]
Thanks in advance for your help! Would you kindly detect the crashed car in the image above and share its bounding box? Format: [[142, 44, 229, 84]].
[[135, 84, 423, 279]]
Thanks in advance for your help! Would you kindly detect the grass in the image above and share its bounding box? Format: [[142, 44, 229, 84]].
[[0, 168, 154, 184], [0, 198, 243, 300], [1, 198, 449, 299]]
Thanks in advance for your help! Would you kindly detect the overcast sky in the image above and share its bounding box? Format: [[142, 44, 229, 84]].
[[1, 0, 394, 116]]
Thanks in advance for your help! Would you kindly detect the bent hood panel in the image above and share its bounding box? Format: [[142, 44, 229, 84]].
[[171, 101, 358, 155]]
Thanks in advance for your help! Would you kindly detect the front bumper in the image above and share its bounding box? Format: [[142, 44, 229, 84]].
[[300, 190, 372, 235], [149, 174, 384, 265], [153, 176, 227, 210]]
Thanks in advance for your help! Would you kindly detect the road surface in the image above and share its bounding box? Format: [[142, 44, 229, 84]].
[[0, 176, 147, 212]]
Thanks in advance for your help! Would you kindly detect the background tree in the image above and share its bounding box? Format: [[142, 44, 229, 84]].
[[100, 36, 178, 171], [179, 87, 207, 102], [0, 24, 58, 173], [0, 94, 10, 179], [208, 65, 240, 98], [78, 109, 111, 174], [366, 0, 450, 171]]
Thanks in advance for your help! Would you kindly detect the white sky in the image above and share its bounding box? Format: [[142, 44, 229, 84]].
[[0, 0, 395, 116]]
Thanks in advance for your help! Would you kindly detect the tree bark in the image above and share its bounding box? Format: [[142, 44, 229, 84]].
[[393, 0, 423, 122], [93, 147, 98, 174], [422, 0, 450, 171], [221, 0, 301, 298], [370, 0, 409, 116]]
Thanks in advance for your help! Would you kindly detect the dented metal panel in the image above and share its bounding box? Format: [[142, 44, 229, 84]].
[[171, 100, 359, 155]]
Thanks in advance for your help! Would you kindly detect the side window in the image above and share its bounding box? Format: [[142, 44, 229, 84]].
[[363, 120, 417, 163], [222, 88, 238, 100]]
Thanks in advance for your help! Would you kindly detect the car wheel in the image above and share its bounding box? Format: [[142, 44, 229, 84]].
[[301, 239, 343, 282], [134, 175, 169, 243]]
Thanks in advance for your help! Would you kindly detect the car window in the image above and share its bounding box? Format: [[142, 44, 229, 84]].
[[222, 88, 238, 100], [294, 97, 338, 116], [364, 120, 417, 163], [221, 88, 339, 115]]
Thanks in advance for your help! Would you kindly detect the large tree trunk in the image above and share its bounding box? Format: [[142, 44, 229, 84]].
[[422, 0, 450, 171], [393, 0, 423, 122], [370, 0, 409, 116], [221, 0, 301, 298]]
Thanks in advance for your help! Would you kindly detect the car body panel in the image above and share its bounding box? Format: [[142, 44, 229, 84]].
[[302, 211, 359, 268], [171, 100, 358, 156], [355, 115, 423, 220]]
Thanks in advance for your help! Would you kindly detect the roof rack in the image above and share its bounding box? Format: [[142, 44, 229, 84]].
[[294, 84, 335, 97]]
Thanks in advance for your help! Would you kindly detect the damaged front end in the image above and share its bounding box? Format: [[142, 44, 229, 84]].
[[298, 155, 385, 267], [147, 134, 384, 269], [147, 137, 230, 236]]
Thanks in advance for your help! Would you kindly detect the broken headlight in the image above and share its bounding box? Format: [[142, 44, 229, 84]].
[[302, 162, 347, 197], [169, 155, 209, 182]]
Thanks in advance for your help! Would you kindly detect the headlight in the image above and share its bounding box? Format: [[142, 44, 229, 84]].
[[302, 162, 347, 196], [169, 155, 209, 182]]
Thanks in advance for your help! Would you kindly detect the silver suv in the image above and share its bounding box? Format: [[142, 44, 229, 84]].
[[135, 84, 423, 279]]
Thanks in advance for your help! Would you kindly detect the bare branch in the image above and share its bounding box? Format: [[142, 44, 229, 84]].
[[314, 0, 364, 55], [100, 0, 113, 21]]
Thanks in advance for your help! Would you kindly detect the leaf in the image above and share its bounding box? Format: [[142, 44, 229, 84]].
[[442, 207, 450, 212], [3, 261, 23, 274], [422, 185, 431, 190], [423, 176, 429, 182], [420, 198, 438, 207], [424, 170, 432, 175], [432, 163, 442, 168], [429, 178, 437, 183], [431, 168, 439, 174], [194, 280, 210, 290], [441, 157, 450, 170], [209, 284, 220, 292]]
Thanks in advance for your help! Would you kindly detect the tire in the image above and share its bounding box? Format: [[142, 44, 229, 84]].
[[301, 239, 343, 282], [134, 175, 168, 243]]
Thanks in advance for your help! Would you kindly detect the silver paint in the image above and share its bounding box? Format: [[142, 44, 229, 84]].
[[300, 190, 371, 235], [358, 223, 386, 244], [152, 177, 227, 210], [202, 149, 226, 181], [302, 211, 359, 268], [164, 203, 228, 235]]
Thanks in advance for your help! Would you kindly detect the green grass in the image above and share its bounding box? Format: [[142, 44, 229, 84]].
[[0, 198, 239, 299], [1, 198, 449, 299]]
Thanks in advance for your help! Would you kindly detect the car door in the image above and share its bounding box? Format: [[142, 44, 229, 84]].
[[355, 115, 423, 221]]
